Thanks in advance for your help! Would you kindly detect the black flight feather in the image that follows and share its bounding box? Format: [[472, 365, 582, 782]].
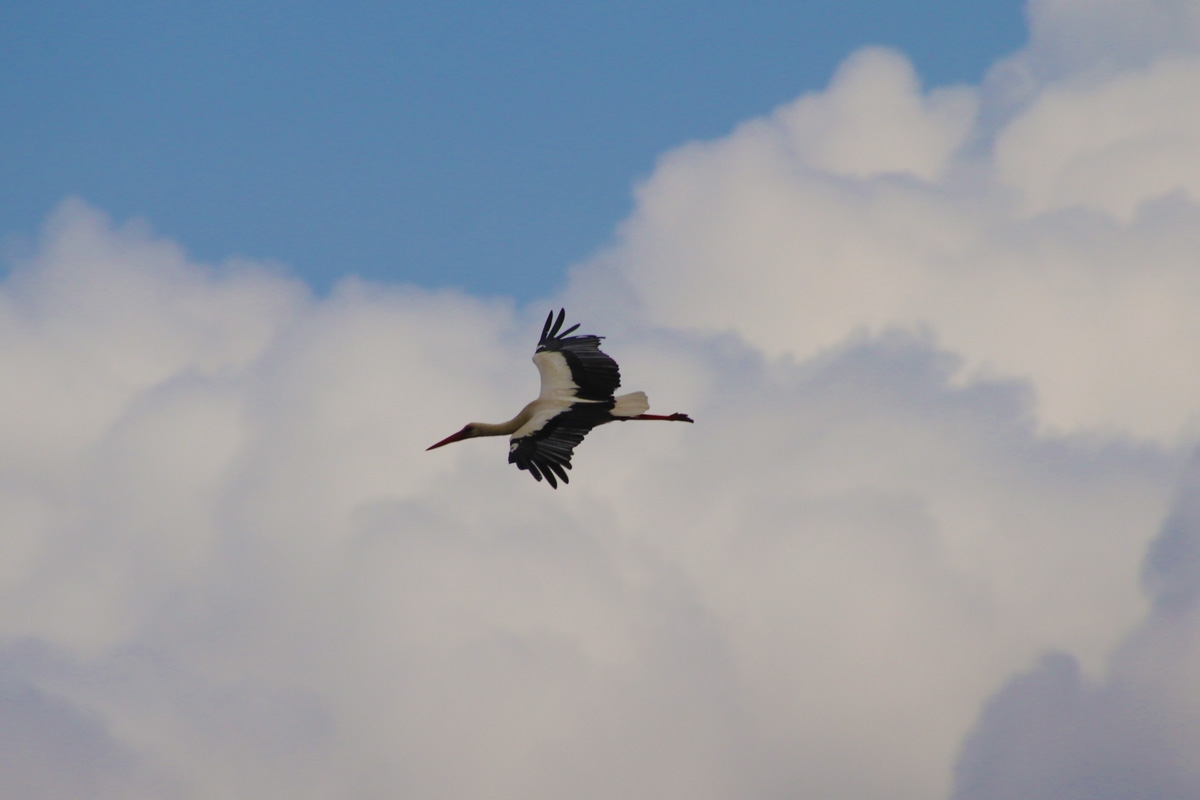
[[535, 308, 621, 401], [508, 399, 615, 489]]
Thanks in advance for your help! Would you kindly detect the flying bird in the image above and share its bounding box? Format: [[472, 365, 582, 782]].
[[427, 309, 693, 487]]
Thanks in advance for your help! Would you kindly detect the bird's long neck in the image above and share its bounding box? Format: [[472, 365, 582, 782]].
[[473, 405, 535, 437]]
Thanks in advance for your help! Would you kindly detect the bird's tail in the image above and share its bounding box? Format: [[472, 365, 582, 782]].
[[612, 391, 650, 417]]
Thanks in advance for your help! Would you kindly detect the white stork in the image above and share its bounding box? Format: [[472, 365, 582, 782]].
[[427, 309, 693, 488]]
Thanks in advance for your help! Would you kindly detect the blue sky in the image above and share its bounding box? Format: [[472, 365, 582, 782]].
[[2, 0, 1023, 298]]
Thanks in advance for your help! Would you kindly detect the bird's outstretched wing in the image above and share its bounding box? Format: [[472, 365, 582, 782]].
[[533, 308, 621, 402], [507, 399, 614, 489]]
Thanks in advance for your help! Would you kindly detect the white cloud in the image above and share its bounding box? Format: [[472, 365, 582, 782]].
[[951, 462, 1200, 799], [6, 1, 1200, 797], [1021, 0, 1200, 77], [0, 202, 1184, 799], [771, 47, 978, 182], [600, 29, 1200, 440], [994, 54, 1200, 219]]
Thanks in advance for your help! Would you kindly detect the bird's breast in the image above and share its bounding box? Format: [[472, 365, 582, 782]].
[[511, 397, 577, 439]]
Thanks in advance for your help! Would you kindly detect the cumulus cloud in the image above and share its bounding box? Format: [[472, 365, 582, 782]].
[[951, 462, 1200, 799], [994, 54, 1200, 219], [5, 1, 1200, 797], [1019, 0, 1200, 78], [0, 201, 1185, 799], [594, 16, 1200, 440]]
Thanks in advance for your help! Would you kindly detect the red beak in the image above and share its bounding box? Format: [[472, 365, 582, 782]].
[[427, 427, 472, 451]]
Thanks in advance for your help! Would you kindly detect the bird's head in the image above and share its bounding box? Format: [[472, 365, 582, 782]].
[[426, 423, 482, 450]]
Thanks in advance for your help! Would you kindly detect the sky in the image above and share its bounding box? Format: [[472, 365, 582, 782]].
[[1, 0, 1024, 296], [5, 1, 1200, 799]]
